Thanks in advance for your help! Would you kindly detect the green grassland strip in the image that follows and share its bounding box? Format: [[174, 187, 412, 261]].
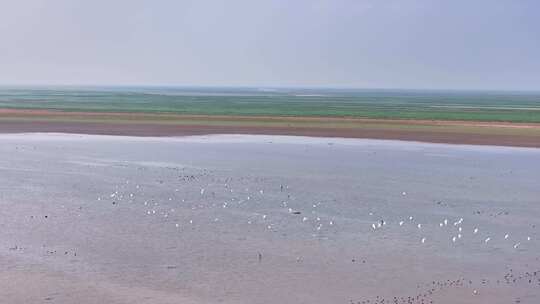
[[1, 101, 539, 123]]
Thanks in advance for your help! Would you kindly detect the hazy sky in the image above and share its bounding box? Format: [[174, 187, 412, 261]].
[[1, 0, 539, 90]]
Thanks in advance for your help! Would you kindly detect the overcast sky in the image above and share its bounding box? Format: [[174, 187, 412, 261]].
[[1, 0, 538, 90]]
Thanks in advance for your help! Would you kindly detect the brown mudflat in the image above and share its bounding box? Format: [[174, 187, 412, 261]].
[[1, 109, 539, 147]]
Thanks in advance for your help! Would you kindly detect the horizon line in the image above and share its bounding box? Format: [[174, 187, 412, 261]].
[[0, 83, 539, 94]]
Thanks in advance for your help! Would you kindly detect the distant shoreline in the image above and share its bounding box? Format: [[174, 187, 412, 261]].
[[2, 87, 539, 123], [1, 109, 539, 148]]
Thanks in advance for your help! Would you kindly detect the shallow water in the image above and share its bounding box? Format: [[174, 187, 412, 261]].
[[0, 134, 539, 304]]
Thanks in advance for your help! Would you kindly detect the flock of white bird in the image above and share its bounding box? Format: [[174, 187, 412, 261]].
[[370, 214, 532, 250], [98, 179, 534, 254]]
